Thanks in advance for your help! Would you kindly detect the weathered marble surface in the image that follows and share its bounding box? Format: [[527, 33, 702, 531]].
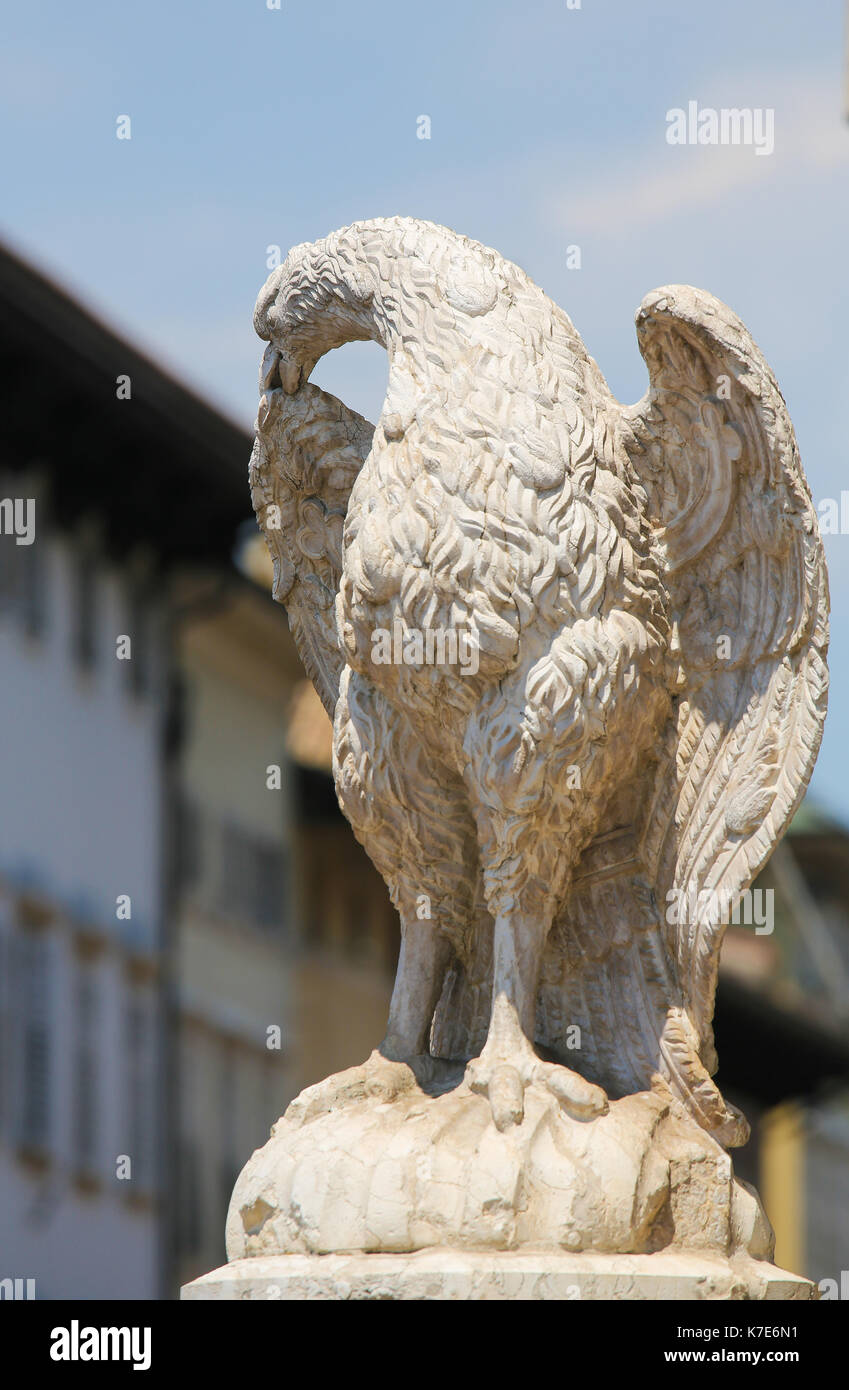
[[184, 1251, 816, 1302], [249, 217, 828, 1151], [189, 219, 829, 1298], [225, 1059, 770, 1260]]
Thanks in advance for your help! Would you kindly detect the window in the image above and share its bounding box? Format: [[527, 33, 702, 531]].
[[0, 480, 46, 636], [19, 535, 45, 637], [72, 966, 98, 1173], [218, 822, 253, 920], [71, 545, 98, 671], [177, 1041, 203, 1258], [219, 822, 288, 932], [14, 931, 51, 1152], [177, 1137, 203, 1256], [0, 531, 20, 618], [124, 580, 153, 698], [179, 798, 289, 934], [254, 842, 287, 929], [177, 795, 203, 894], [125, 992, 155, 1191], [0, 536, 46, 637]]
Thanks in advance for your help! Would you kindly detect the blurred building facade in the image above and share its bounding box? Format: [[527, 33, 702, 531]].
[[1, 242, 849, 1298], [172, 580, 300, 1287], [718, 808, 849, 1287], [0, 469, 165, 1298], [0, 245, 305, 1297]]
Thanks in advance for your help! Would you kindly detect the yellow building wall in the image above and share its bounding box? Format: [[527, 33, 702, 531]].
[[760, 1101, 805, 1275]]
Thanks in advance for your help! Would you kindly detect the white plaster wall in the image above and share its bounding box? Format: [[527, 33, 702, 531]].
[[0, 536, 162, 945], [0, 528, 164, 1298]]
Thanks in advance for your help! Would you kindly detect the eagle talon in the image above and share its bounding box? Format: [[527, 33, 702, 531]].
[[488, 1064, 526, 1131], [285, 1049, 419, 1128], [466, 1049, 608, 1130], [467, 1056, 525, 1130], [530, 1058, 609, 1120]]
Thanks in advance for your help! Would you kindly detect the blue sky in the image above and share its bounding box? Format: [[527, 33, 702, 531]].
[[3, 0, 849, 815]]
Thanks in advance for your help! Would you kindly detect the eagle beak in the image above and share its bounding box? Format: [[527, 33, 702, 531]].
[[278, 352, 303, 394], [259, 344, 303, 396]]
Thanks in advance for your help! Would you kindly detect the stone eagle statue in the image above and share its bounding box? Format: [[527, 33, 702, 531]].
[[249, 216, 828, 1155]]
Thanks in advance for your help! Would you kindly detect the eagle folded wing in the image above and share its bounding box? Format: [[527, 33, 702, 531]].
[[249, 383, 375, 718]]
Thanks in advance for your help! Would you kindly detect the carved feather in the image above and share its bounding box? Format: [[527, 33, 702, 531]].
[[618, 286, 829, 1136]]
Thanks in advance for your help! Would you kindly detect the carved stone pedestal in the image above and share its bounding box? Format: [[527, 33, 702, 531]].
[[182, 1249, 816, 1302], [181, 1063, 817, 1303]]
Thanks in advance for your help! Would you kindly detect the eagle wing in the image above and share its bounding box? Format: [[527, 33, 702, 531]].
[[539, 287, 828, 1146], [627, 282, 828, 1047], [249, 382, 375, 718]]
